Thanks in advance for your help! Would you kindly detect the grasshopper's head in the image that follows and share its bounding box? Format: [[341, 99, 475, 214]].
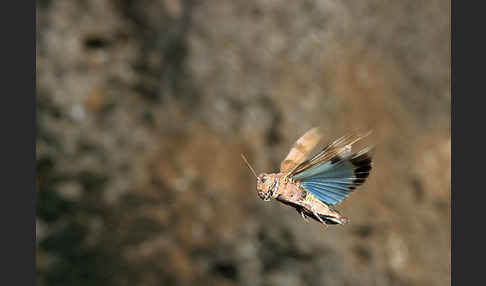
[[256, 173, 279, 201], [241, 154, 278, 201]]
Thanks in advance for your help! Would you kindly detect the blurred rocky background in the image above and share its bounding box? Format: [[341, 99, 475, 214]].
[[36, 0, 450, 285]]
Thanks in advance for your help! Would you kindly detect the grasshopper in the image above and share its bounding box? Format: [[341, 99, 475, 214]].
[[242, 128, 373, 225]]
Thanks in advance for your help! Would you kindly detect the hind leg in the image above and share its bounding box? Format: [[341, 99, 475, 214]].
[[311, 209, 327, 225]]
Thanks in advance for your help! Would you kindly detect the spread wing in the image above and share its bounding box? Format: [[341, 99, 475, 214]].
[[291, 132, 373, 206], [280, 127, 322, 173]]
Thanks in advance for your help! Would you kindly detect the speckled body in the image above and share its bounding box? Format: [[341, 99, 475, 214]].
[[244, 127, 372, 226], [256, 172, 348, 225]]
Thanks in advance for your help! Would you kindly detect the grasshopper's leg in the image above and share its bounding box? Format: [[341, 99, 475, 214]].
[[300, 210, 309, 223], [312, 209, 327, 225]]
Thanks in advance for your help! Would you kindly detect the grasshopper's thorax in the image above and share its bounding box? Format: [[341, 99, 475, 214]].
[[256, 173, 285, 201]]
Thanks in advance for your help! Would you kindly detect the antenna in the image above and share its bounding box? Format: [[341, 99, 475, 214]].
[[240, 154, 259, 180]]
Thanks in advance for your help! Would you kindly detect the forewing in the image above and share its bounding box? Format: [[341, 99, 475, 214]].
[[280, 127, 322, 173], [293, 147, 373, 206], [290, 131, 371, 176]]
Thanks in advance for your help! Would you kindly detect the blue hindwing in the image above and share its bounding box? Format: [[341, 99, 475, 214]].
[[292, 150, 372, 206]]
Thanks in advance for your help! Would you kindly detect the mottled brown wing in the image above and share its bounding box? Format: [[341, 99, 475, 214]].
[[290, 131, 372, 176], [280, 127, 322, 173]]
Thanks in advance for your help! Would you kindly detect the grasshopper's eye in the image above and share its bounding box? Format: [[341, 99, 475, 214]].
[[261, 177, 266, 183]]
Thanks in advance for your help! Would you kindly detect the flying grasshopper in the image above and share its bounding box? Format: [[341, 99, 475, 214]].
[[242, 127, 373, 225]]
